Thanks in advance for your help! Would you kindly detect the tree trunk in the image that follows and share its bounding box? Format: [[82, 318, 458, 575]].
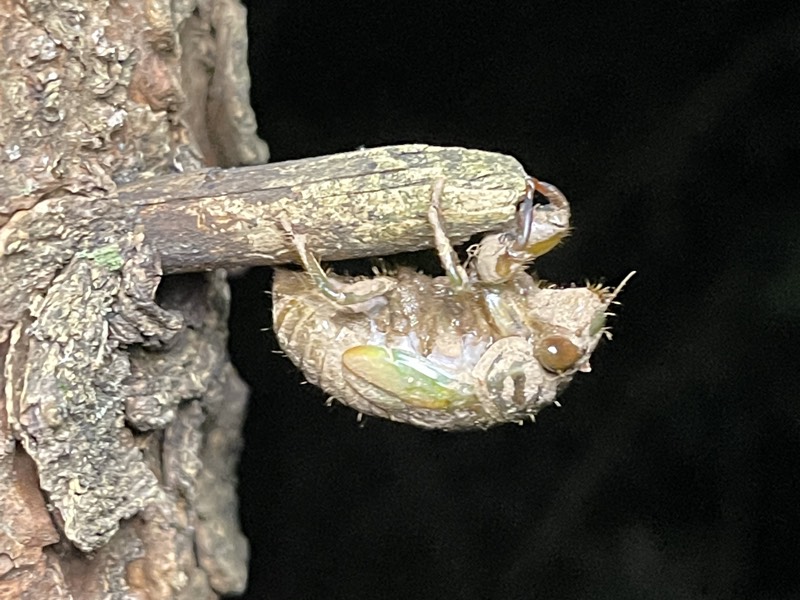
[[0, 1, 264, 597]]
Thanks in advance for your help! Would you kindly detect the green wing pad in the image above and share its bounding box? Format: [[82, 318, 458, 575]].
[[342, 345, 473, 410]]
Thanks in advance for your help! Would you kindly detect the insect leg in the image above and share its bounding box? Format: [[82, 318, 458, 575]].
[[511, 178, 571, 260], [281, 218, 396, 308], [428, 179, 470, 291], [468, 178, 571, 285]]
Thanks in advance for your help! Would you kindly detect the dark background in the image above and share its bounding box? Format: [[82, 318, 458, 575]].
[[230, 2, 800, 598]]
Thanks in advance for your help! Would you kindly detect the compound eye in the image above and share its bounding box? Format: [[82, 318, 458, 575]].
[[535, 335, 583, 373]]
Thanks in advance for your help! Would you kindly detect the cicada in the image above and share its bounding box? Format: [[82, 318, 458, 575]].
[[272, 178, 633, 430]]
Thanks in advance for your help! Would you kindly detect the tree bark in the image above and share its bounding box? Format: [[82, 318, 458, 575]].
[[0, 1, 263, 597], [0, 2, 528, 598]]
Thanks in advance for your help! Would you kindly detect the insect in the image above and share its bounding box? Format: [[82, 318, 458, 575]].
[[272, 177, 633, 430]]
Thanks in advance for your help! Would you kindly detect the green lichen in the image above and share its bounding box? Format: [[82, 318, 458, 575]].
[[81, 244, 124, 271]]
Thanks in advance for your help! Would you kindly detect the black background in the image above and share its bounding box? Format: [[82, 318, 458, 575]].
[[230, 2, 800, 598]]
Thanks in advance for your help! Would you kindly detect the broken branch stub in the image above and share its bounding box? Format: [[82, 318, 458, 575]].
[[0, 145, 527, 344], [127, 144, 528, 273]]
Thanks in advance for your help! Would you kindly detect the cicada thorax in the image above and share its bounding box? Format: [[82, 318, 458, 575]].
[[375, 269, 498, 355]]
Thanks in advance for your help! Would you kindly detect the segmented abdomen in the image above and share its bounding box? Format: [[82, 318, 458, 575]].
[[272, 269, 397, 418]]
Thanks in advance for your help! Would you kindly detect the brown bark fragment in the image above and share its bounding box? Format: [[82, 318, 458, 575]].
[[0, 451, 59, 576]]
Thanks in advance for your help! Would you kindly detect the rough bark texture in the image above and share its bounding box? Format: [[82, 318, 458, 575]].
[[0, 1, 529, 598], [0, 0, 263, 597]]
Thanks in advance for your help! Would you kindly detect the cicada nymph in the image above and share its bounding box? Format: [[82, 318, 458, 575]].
[[272, 178, 633, 430]]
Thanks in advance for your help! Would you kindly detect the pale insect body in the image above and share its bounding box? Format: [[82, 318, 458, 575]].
[[272, 178, 633, 430]]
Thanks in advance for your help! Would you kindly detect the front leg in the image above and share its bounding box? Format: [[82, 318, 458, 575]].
[[281, 218, 396, 312], [468, 177, 571, 285]]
